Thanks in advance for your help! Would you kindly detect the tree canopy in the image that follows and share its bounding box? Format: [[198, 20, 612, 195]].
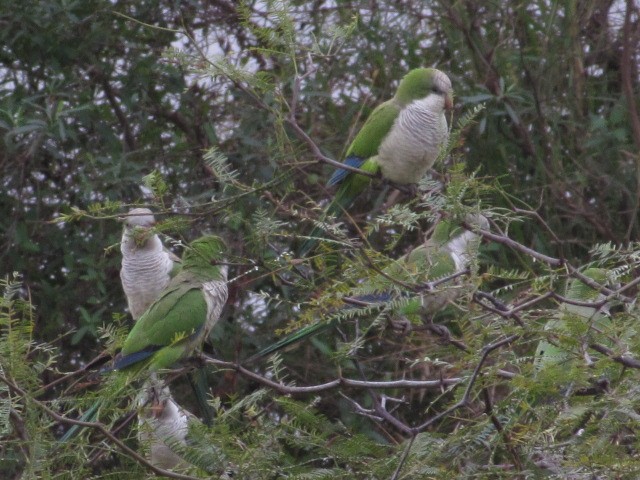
[[2, 1, 640, 478]]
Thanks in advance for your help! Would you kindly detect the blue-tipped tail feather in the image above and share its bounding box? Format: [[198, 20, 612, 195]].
[[327, 156, 365, 186]]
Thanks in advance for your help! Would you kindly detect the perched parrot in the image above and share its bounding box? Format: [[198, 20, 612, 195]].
[[300, 67, 453, 256], [137, 377, 193, 471], [120, 208, 181, 321], [355, 213, 489, 315], [113, 234, 228, 371], [250, 214, 487, 362], [59, 235, 227, 441], [534, 268, 615, 373], [137, 378, 235, 476]]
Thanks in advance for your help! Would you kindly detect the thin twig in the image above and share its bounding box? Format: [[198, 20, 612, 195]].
[[353, 360, 415, 435], [413, 335, 519, 433], [472, 227, 563, 267], [589, 343, 640, 369], [0, 374, 200, 480], [207, 355, 462, 392], [36, 352, 111, 397], [482, 388, 522, 471], [390, 434, 416, 480]]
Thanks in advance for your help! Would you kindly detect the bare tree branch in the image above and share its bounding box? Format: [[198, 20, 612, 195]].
[[589, 343, 640, 369], [413, 335, 519, 433], [206, 355, 462, 392]]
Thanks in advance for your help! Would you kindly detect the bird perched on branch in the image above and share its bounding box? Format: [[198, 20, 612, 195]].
[[253, 214, 487, 362], [137, 377, 193, 471], [534, 267, 617, 373], [120, 208, 181, 321], [300, 68, 453, 257], [60, 236, 228, 441], [357, 213, 489, 317], [114, 235, 228, 371]]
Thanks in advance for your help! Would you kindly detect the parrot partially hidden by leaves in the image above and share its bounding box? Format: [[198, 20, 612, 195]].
[[250, 214, 487, 362], [60, 235, 228, 442], [534, 267, 617, 374], [299, 67, 453, 256], [120, 208, 181, 321], [355, 213, 489, 318], [137, 377, 234, 475], [137, 377, 193, 471]]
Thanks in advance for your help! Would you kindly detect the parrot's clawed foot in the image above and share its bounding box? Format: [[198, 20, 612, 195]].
[[189, 353, 209, 369], [389, 316, 412, 334], [425, 322, 452, 341], [383, 180, 418, 197]]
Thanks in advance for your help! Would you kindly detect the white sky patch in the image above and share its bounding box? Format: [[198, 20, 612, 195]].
[[239, 290, 270, 332]]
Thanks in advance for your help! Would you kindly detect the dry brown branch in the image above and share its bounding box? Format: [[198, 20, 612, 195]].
[[413, 335, 519, 433], [207, 355, 462, 392]]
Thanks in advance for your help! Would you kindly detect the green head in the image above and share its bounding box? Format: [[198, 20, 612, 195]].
[[182, 235, 226, 269], [395, 68, 453, 109]]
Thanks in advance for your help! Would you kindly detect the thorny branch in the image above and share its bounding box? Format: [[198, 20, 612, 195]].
[[589, 343, 640, 369], [202, 333, 519, 437]]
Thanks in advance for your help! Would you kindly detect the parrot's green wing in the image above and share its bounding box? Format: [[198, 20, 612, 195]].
[[297, 100, 401, 258], [325, 99, 400, 190], [121, 283, 208, 357], [344, 99, 401, 160], [266, 217, 486, 361]]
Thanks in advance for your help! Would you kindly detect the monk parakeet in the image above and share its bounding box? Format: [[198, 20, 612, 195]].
[[251, 214, 487, 361], [114, 235, 228, 371], [534, 268, 615, 373], [300, 68, 453, 256], [355, 213, 489, 316], [137, 377, 193, 471], [120, 208, 181, 320], [60, 236, 227, 441]]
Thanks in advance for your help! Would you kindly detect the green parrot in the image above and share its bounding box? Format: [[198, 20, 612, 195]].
[[120, 208, 182, 321], [251, 214, 487, 362], [300, 67, 453, 256], [137, 377, 234, 476], [113, 235, 228, 371], [534, 268, 615, 373], [354, 213, 489, 316], [59, 235, 227, 441]]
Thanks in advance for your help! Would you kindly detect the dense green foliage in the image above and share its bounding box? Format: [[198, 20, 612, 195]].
[[2, 0, 640, 478]]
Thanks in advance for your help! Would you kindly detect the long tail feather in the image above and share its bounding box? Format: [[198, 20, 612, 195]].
[[299, 156, 374, 258], [245, 293, 394, 363], [187, 369, 214, 426], [244, 322, 332, 364], [58, 400, 102, 442]]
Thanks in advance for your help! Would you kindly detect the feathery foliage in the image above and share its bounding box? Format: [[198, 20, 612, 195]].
[[3, 0, 640, 477]]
